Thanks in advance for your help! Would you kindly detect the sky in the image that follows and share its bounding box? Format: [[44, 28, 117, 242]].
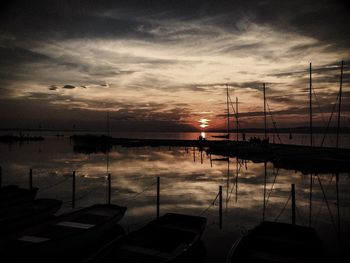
[[0, 0, 350, 132]]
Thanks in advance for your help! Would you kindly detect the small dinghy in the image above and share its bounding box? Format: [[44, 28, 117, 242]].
[[226, 221, 325, 263], [89, 213, 207, 263], [4, 204, 127, 262]]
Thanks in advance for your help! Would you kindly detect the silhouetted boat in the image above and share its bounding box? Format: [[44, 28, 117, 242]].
[[4, 204, 127, 262], [88, 213, 207, 263], [0, 198, 62, 237], [226, 221, 325, 263], [0, 185, 38, 208]]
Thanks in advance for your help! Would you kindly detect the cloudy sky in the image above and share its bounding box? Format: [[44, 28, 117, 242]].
[[0, 0, 349, 132]]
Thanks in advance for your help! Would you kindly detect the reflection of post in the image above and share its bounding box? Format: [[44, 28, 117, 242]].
[[292, 184, 296, 225], [29, 168, 33, 190], [193, 147, 196, 162], [219, 185, 222, 229], [157, 176, 160, 219], [309, 173, 313, 227], [0, 166, 2, 188], [263, 161, 267, 221], [226, 159, 230, 211], [210, 154, 212, 167], [200, 149, 203, 164], [108, 173, 111, 205], [72, 171, 76, 209]]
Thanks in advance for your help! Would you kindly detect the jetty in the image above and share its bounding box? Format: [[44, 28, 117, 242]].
[[70, 135, 350, 174]]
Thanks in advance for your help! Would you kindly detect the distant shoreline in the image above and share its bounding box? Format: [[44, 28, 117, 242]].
[[1, 127, 350, 134]]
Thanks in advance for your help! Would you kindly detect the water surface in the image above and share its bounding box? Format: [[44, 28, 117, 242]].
[[0, 135, 349, 262]]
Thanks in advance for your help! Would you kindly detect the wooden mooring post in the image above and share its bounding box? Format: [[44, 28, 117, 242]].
[[157, 176, 160, 219], [291, 184, 296, 225], [107, 173, 111, 205], [29, 168, 33, 189], [219, 185, 223, 229], [72, 171, 76, 208]]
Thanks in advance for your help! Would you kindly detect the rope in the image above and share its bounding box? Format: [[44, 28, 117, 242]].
[[295, 206, 307, 226], [265, 168, 279, 207], [312, 87, 329, 128], [117, 181, 157, 202], [227, 161, 242, 203], [39, 176, 70, 192], [275, 193, 291, 222], [266, 102, 282, 143], [198, 192, 220, 217], [313, 175, 334, 225], [314, 175, 337, 232], [320, 92, 339, 147]]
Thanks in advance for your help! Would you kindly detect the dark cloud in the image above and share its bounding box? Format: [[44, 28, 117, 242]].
[[1, 0, 349, 47], [62, 84, 76, 89], [49, 85, 58, 91]]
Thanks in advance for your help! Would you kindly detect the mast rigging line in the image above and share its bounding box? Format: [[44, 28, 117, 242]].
[[266, 102, 283, 144]]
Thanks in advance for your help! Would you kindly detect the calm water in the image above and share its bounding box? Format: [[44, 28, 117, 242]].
[[0, 134, 349, 262]]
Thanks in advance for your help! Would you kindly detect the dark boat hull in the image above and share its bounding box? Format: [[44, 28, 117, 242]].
[[3, 204, 126, 262], [0, 186, 38, 209], [227, 221, 325, 263], [89, 213, 207, 263], [0, 198, 62, 237]]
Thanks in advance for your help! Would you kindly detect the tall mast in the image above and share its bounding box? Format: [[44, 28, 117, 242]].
[[107, 111, 110, 137], [236, 96, 239, 141], [309, 63, 313, 147], [336, 61, 344, 149], [263, 83, 267, 139], [227, 84, 230, 138]]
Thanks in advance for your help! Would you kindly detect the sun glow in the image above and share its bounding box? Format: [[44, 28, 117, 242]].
[[198, 118, 209, 129]]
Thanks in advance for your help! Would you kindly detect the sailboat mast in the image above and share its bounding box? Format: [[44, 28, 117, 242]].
[[227, 84, 230, 138], [309, 63, 313, 147], [336, 60, 344, 149], [236, 97, 239, 141], [263, 83, 267, 140], [107, 111, 110, 137]]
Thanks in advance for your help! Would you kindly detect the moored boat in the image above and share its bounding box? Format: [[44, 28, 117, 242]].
[[226, 221, 325, 263], [0, 185, 38, 208], [3, 203, 127, 262], [88, 213, 207, 263], [0, 198, 62, 237]]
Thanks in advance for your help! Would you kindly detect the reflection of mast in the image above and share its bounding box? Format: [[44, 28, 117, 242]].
[[227, 84, 230, 138], [235, 157, 238, 202], [226, 158, 230, 211], [263, 161, 267, 221], [236, 97, 239, 141], [309, 173, 313, 227], [309, 63, 313, 147], [336, 173, 341, 244]]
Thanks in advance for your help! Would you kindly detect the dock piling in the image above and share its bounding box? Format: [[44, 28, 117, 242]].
[[72, 171, 76, 208]]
